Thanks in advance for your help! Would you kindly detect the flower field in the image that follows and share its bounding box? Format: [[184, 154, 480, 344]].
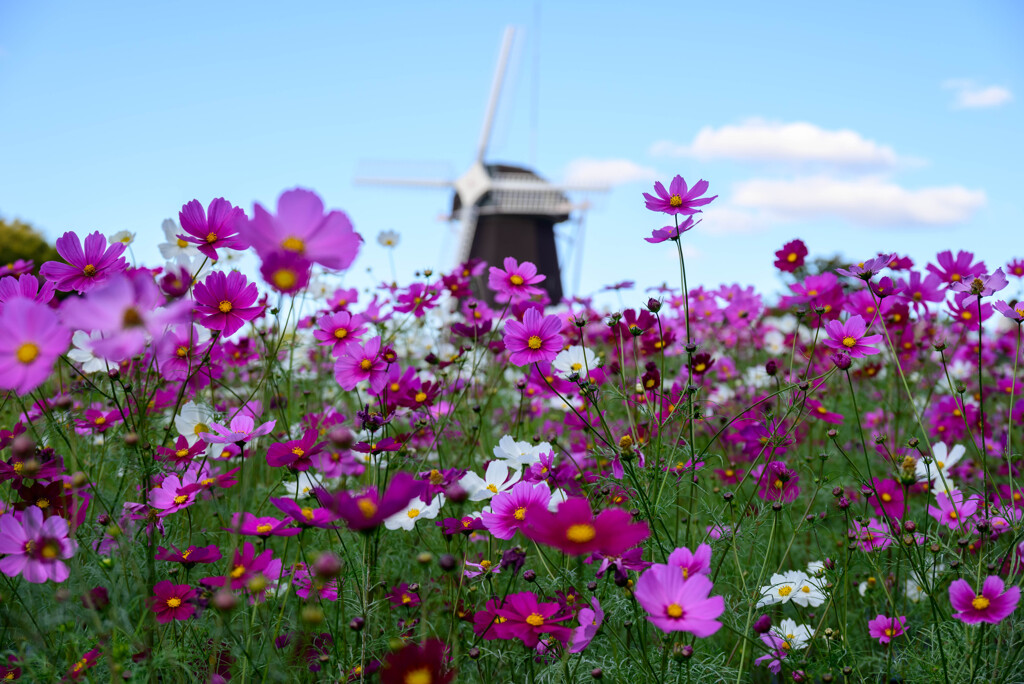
[[1, 178, 1023, 682]]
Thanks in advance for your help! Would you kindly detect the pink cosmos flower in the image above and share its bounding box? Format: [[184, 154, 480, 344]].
[[0, 506, 78, 583], [240, 188, 361, 271], [314, 472, 425, 532], [270, 497, 336, 529], [201, 542, 281, 590], [774, 239, 807, 273], [644, 216, 697, 243], [865, 478, 905, 519], [149, 473, 199, 517], [313, 311, 366, 355], [487, 257, 546, 303], [266, 428, 325, 471], [231, 513, 300, 538], [850, 518, 892, 552], [928, 490, 979, 529], [667, 544, 712, 580], [0, 274, 55, 312], [193, 271, 263, 337], [927, 250, 986, 287], [994, 300, 1024, 323], [568, 597, 604, 654], [951, 268, 1009, 297], [754, 633, 788, 674], [334, 336, 389, 393], [867, 614, 906, 644], [523, 497, 649, 556], [642, 175, 717, 215], [823, 315, 883, 358], [633, 564, 724, 636], [39, 231, 128, 293], [503, 307, 564, 366], [259, 251, 312, 294], [756, 461, 801, 503], [492, 591, 573, 647], [480, 481, 552, 540], [177, 197, 248, 260], [0, 298, 70, 395], [199, 414, 276, 445], [151, 581, 197, 623], [950, 576, 1020, 624]]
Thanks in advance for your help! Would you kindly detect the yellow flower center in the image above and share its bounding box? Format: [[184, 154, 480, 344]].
[[357, 498, 377, 518], [36, 498, 49, 509], [41, 542, 59, 559], [16, 342, 39, 364], [972, 595, 990, 610], [176, 345, 189, 358], [281, 236, 305, 253], [842, 336, 856, 348], [291, 447, 305, 456], [778, 586, 792, 597], [205, 232, 218, 243], [218, 301, 233, 313], [884, 628, 894, 637], [566, 523, 596, 543], [787, 252, 797, 263], [401, 594, 412, 604], [359, 359, 372, 371], [83, 264, 97, 276], [407, 508, 420, 518], [669, 195, 683, 207], [404, 667, 433, 684], [301, 507, 314, 521], [176, 237, 189, 248], [527, 335, 543, 350], [801, 586, 811, 593], [950, 273, 961, 282], [230, 564, 246, 578], [881, 493, 892, 502], [166, 597, 182, 608], [514, 506, 526, 521], [334, 328, 348, 339], [173, 495, 188, 505], [526, 613, 545, 627], [272, 269, 297, 290], [509, 275, 525, 286], [666, 603, 684, 618], [95, 416, 106, 425], [256, 524, 273, 534], [415, 391, 427, 403]]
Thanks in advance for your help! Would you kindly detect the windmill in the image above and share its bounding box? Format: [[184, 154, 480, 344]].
[[354, 26, 608, 302]]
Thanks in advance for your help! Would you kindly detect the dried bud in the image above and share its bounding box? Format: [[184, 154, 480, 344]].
[[123, 432, 139, 446], [591, 668, 603, 680], [468, 647, 481, 660]]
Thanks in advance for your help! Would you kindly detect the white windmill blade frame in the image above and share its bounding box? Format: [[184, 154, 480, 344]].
[[353, 176, 454, 188], [453, 206, 479, 266], [477, 26, 516, 164]]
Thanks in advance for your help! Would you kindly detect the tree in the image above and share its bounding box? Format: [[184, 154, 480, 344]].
[[0, 217, 59, 270]]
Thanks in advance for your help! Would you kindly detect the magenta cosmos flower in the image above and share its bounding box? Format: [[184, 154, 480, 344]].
[[0, 298, 70, 395], [313, 311, 367, 355], [151, 580, 197, 623], [39, 231, 128, 293], [645, 216, 697, 243], [643, 175, 717, 215], [266, 428, 325, 470], [480, 481, 553, 540], [503, 307, 564, 367], [0, 506, 78, 583], [487, 257, 547, 303], [199, 413, 276, 445], [774, 239, 808, 273], [240, 188, 362, 271], [823, 315, 883, 358], [634, 564, 724, 636], [314, 472, 425, 533], [259, 251, 312, 294], [667, 543, 712, 580], [201, 542, 281, 590], [193, 270, 262, 337], [950, 576, 1020, 624], [523, 497, 649, 556], [492, 591, 573, 647], [867, 614, 906, 644], [334, 336, 389, 393], [178, 197, 248, 260], [0, 274, 55, 312]]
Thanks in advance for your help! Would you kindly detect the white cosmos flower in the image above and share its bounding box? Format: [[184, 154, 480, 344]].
[[771, 618, 813, 650], [915, 442, 965, 488], [763, 330, 787, 355], [790, 572, 827, 607], [459, 460, 521, 501], [67, 330, 109, 374], [548, 488, 569, 512], [377, 230, 400, 248], [384, 494, 445, 531], [174, 401, 215, 446], [109, 230, 135, 246], [552, 345, 598, 380], [159, 219, 201, 264], [757, 570, 807, 607], [493, 435, 552, 470], [284, 472, 326, 498]]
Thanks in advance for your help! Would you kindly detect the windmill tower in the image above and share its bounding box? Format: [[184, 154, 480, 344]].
[[355, 26, 607, 303]]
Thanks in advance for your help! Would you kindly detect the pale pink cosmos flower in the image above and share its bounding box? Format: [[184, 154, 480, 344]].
[[0, 298, 71, 395], [487, 257, 546, 303], [199, 414, 276, 445], [633, 564, 724, 636], [867, 614, 906, 644], [0, 506, 78, 583], [334, 336, 389, 394]]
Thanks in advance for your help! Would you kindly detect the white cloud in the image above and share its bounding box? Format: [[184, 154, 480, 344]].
[[650, 120, 901, 168], [731, 176, 985, 227], [562, 158, 658, 188], [943, 80, 1013, 109], [698, 206, 773, 236]]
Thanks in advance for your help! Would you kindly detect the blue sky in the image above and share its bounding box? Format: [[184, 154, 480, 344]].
[[1, 1, 1021, 303]]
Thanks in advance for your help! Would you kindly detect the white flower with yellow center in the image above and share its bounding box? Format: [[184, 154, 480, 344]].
[[384, 494, 445, 531], [173, 401, 215, 447], [109, 230, 136, 246], [552, 346, 598, 380], [377, 230, 400, 248], [493, 435, 552, 470], [915, 442, 965, 491], [771, 618, 812, 651], [459, 461, 521, 502], [757, 570, 806, 607], [790, 572, 827, 607], [159, 219, 201, 264], [67, 330, 109, 374]]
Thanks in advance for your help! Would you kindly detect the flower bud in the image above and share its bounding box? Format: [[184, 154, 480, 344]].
[[753, 614, 772, 634], [312, 552, 343, 579], [212, 589, 238, 612]]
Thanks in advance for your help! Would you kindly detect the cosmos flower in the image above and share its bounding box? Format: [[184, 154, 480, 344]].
[[0, 506, 78, 583], [666, 544, 712, 580], [523, 497, 649, 556], [633, 564, 724, 636], [193, 270, 263, 337], [151, 581, 197, 623], [39, 230, 128, 293], [379, 639, 454, 684], [569, 597, 604, 654], [0, 298, 70, 395], [313, 311, 367, 355], [377, 230, 400, 248], [823, 315, 883, 358], [0, 273, 55, 311], [383, 493, 445, 531], [333, 336, 389, 393], [259, 251, 312, 294], [266, 428, 326, 471], [240, 188, 361, 271], [642, 175, 717, 216], [867, 614, 906, 644], [492, 592, 573, 648], [773, 239, 807, 273], [198, 413, 276, 445], [552, 345, 598, 380], [480, 480, 553, 540], [492, 434, 553, 470], [487, 257, 546, 303], [928, 490, 979, 530], [950, 268, 1008, 297], [503, 307, 564, 366], [644, 216, 697, 243], [458, 460, 521, 502], [177, 197, 248, 261], [315, 472, 425, 532], [949, 576, 1019, 624]]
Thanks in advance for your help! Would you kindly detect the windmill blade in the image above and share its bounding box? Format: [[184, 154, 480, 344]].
[[477, 26, 516, 164], [354, 176, 454, 189], [353, 160, 454, 188], [454, 206, 479, 266]]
